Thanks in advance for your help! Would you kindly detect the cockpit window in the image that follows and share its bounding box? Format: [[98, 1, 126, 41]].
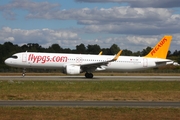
[[10, 55, 18, 59]]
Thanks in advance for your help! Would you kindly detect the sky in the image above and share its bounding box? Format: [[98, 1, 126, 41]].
[[0, 0, 180, 52]]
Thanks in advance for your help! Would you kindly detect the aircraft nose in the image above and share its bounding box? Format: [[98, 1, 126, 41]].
[[4, 58, 11, 65]]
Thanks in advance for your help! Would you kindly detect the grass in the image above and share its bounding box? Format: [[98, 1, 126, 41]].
[[0, 107, 180, 120], [0, 80, 180, 120], [0, 81, 180, 101]]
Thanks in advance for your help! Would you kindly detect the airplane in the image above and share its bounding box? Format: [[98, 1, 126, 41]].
[[4, 35, 176, 78]]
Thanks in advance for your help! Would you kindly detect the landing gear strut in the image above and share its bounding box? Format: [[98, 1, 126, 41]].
[[22, 68, 26, 77], [85, 72, 93, 78]]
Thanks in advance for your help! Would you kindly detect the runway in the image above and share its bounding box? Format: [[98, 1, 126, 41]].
[[0, 101, 180, 108], [0, 76, 180, 81]]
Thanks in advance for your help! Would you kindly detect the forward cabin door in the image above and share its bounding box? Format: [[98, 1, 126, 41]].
[[22, 52, 31, 67], [22, 53, 27, 63]]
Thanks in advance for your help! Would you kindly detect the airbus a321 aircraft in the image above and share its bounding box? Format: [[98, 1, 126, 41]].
[[5, 35, 175, 78]]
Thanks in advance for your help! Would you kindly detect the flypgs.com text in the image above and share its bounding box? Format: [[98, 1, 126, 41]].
[[28, 54, 68, 63]]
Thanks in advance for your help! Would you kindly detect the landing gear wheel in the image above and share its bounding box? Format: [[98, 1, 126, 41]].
[[22, 68, 26, 77], [22, 73, 25, 77], [85, 73, 93, 78]]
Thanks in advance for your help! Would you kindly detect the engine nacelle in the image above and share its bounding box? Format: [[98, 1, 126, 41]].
[[64, 65, 81, 75]]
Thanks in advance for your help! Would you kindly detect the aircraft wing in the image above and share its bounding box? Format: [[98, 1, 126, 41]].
[[79, 50, 122, 72]]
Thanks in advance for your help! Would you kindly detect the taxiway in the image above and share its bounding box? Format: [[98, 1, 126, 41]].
[[0, 101, 180, 108], [0, 76, 180, 81]]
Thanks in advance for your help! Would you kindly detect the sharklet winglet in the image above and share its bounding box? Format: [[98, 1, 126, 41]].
[[98, 51, 103, 55], [112, 50, 122, 61]]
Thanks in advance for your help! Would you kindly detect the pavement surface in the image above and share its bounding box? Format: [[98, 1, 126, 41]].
[[0, 76, 180, 81], [0, 101, 180, 108]]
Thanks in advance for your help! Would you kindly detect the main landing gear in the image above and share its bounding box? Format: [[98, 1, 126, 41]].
[[85, 72, 93, 78]]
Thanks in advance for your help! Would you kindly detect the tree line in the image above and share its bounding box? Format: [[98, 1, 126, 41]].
[[1, 42, 180, 71]]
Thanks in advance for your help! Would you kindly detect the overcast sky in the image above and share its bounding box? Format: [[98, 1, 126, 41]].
[[0, 0, 180, 52]]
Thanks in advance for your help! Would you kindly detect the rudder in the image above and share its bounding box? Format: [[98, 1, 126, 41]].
[[145, 35, 172, 59]]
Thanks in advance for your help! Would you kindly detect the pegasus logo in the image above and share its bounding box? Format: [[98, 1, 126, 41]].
[[151, 38, 167, 56]]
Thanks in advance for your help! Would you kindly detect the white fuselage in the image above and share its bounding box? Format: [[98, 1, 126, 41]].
[[5, 52, 173, 72]]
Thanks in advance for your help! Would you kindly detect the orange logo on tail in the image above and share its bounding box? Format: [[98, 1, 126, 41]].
[[150, 38, 167, 56]]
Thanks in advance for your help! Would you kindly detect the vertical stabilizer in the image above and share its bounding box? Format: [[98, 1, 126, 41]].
[[145, 35, 172, 59]]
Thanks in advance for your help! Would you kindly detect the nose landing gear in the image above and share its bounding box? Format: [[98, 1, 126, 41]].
[[22, 68, 26, 77]]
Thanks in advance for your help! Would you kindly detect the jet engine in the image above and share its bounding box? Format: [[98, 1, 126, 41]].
[[64, 65, 81, 75]]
